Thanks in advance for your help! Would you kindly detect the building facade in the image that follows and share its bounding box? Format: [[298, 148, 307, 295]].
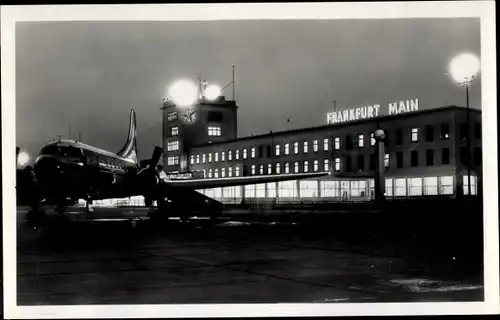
[[162, 103, 482, 204]]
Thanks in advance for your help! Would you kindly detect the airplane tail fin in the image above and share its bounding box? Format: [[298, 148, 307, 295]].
[[117, 109, 138, 164]]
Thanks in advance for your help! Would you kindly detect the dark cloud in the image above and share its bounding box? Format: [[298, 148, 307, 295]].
[[16, 18, 481, 162]]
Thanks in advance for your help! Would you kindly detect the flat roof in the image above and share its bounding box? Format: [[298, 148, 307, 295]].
[[191, 105, 481, 148]]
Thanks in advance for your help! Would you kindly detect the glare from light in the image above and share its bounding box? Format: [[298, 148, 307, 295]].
[[167, 79, 199, 108], [448, 52, 481, 84], [18, 151, 30, 167], [204, 84, 222, 101]]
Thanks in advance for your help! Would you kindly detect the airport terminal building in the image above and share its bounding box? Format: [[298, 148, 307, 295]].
[[161, 97, 482, 204]]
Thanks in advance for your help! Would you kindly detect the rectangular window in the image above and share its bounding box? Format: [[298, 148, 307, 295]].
[[221, 151, 225, 162], [424, 177, 438, 196], [214, 152, 219, 162], [474, 147, 482, 166], [345, 135, 353, 150], [167, 111, 178, 121], [208, 126, 222, 136], [408, 177, 423, 196], [299, 181, 318, 198], [259, 165, 264, 175], [475, 123, 481, 140], [425, 125, 434, 142], [394, 178, 407, 196], [196, 154, 200, 164], [396, 129, 403, 145], [285, 162, 290, 174], [251, 147, 256, 158], [245, 185, 255, 198], [334, 137, 340, 150], [276, 144, 280, 156], [463, 175, 477, 195], [358, 134, 364, 148], [276, 163, 281, 174], [334, 158, 340, 171], [459, 122, 468, 140], [440, 123, 450, 140], [460, 147, 469, 166], [235, 167, 240, 177], [294, 142, 299, 154], [208, 153, 212, 163], [324, 159, 330, 171], [236, 150, 240, 160], [221, 168, 225, 177], [167, 156, 179, 166], [313, 140, 319, 152], [357, 155, 365, 171], [207, 111, 223, 122], [267, 183, 276, 198], [171, 126, 179, 136], [294, 161, 299, 173], [303, 141, 308, 153], [324, 138, 329, 151], [202, 154, 206, 164], [370, 133, 375, 146], [228, 167, 232, 177], [439, 176, 454, 195], [284, 143, 290, 155], [426, 150, 434, 166], [345, 155, 352, 172], [396, 151, 403, 168], [278, 180, 297, 198], [303, 160, 309, 173], [190, 155, 194, 165], [442, 148, 450, 165], [208, 169, 212, 178], [251, 165, 255, 175], [243, 149, 247, 159], [268, 164, 272, 174], [385, 178, 393, 197], [384, 154, 390, 168], [411, 150, 418, 167], [411, 128, 419, 142], [313, 160, 319, 172], [167, 140, 179, 151], [228, 150, 232, 161], [266, 145, 272, 158]]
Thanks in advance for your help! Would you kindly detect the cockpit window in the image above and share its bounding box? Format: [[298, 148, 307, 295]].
[[40, 146, 82, 157]]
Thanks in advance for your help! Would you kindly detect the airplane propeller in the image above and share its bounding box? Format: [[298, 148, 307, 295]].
[[141, 146, 164, 207]]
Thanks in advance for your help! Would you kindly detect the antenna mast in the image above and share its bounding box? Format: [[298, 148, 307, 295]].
[[232, 65, 235, 101]]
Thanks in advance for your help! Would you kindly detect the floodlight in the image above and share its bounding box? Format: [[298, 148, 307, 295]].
[[449, 52, 480, 84], [204, 84, 222, 101], [167, 79, 199, 107], [18, 151, 30, 167]]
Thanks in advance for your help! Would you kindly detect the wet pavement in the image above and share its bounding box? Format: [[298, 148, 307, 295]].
[[16, 208, 484, 305]]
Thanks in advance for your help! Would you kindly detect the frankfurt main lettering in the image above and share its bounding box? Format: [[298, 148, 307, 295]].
[[326, 98, 419, 125]]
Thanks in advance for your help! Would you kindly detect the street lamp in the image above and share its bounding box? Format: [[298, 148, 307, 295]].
[[18, 151, 30, 168], [448, 52, 481, 196]]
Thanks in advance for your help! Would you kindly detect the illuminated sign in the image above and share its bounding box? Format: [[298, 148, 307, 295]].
[[167, 172, 193, 180], [326, 98, 419, 125]]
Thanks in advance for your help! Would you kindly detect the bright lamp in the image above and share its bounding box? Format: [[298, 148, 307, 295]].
[[448, 52, 480, 84], [167, 79, 199, 107], [204, 84, 221, 101], [18, 151, 30, 167]]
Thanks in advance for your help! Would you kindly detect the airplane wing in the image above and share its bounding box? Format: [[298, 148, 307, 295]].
[[164, 172, 329, 189]]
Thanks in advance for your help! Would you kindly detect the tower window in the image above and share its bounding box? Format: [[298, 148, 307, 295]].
[[208, 126, 221, 136], [167, 111, 177, 121], [167, 140, 179, 151], [171, 126, 179, 136]]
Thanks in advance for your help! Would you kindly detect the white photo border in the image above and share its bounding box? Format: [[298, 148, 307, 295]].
[[2, 1, 498, 318]]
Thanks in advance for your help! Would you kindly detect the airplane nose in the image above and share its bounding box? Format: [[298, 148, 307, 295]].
[[34, 155, 60, 178]]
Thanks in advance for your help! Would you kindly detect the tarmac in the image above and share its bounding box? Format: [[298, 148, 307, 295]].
[[15, 207, 484, 305]]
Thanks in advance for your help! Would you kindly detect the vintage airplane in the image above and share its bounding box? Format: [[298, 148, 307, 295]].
[[26, 109, 328, 225]]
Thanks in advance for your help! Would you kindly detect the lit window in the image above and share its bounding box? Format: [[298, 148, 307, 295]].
[[462, 175, 477, 195], [439, 176, 453, 195], [285, 143, 290, 155], [268, 164, 272, 174], [171, 126, 179, 136], [324, 138, 329, 151], [214, 152, 219, 162], [167, 111, 177, 121], [190, 155, 194, 165], [202, 154, 206, 164], [167, 140, 179, 151], [384, 154, 390, 167], [303, 141, 308, 153], [276, 163, 281, 174], [243, 149, 247, 159], [324, 159, 329, 171], [424, 177, 438, 195], [208, 153, 212, 163], [294, 142, 299, 154], [251, 165, 255, 175], [236, 150, 240, 160], [167, 156, 179, 166], [235, 167, 240, 177], [313, 140, 319, 152], [208, 169, 212, 178], [358, 134, 364, 148], [285, 162, 290, 173], [221, 151, 225, 162], [228, 150, 232, 161], [251, 147, 256, 158], [411, 128, 419, 142], [313, 160, 319, 172], [259, 165, 264, 175], [203, 169, 206, 178], [408, 177, 423, 196], [294, 161, 299, 173], [370, 133, 375, 146], [228, 167, 233, 177], [276, 144, 280, 156], [394, 178, 407, 196], [334, 137, 340, 150], [196, 154, 200, 164], [302, 160, 308, 173], [335, 158, 340, 171], [214, 169, 219, 178], [221, 168, 226, 177], [208, 126, 222, 136]]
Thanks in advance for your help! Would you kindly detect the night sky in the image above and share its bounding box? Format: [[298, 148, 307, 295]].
[[16, 18, 481, 163]]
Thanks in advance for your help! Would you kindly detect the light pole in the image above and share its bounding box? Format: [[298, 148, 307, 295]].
[[448, 52, 480, 196]]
